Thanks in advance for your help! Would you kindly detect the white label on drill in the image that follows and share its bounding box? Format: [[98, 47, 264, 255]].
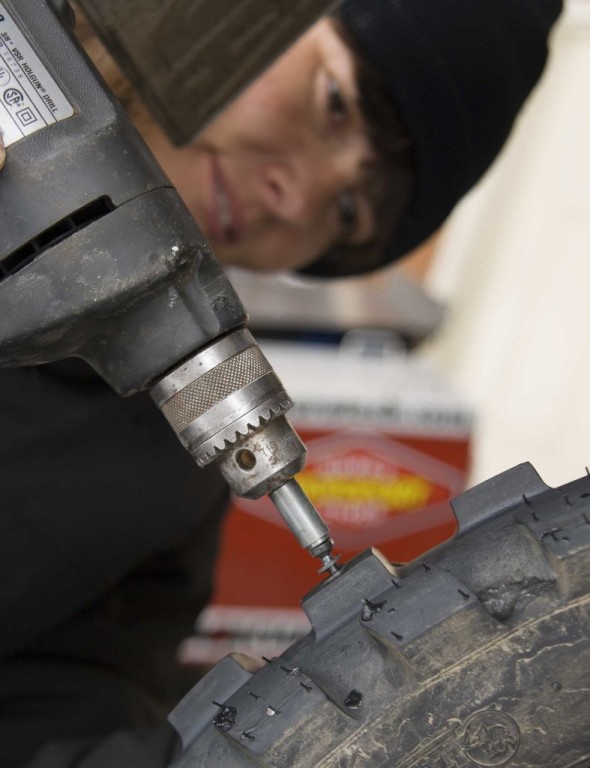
[[0, 2, 74, 148]]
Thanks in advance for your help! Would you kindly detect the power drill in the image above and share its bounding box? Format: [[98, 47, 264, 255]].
[[0, 0, 339, 574]]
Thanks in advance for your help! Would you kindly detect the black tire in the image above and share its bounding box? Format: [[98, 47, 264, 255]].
[[170, 462, 590, 767]]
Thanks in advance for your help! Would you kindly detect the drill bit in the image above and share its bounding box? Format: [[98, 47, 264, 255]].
[[269, 479, 340, 575]]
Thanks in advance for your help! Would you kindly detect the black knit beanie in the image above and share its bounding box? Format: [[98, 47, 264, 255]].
[[304, 0, 563, 277]]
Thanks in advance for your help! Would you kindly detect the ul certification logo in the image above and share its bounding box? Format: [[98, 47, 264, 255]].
[[3, 87, 23, 106], [462, 711, 520, 766]]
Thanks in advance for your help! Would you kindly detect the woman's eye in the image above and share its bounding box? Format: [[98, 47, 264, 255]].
[[327, 76, 348, 121], [338, 192, 357, 232]]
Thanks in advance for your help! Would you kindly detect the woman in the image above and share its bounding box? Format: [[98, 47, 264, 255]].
[[78, 0, 562, 279]]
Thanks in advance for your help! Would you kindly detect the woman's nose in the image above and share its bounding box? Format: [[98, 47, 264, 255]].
[[260, 150, 344, 225]]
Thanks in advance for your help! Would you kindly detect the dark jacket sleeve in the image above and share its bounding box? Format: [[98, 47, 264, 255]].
[[0, 361, 229, 767], [24, 724, 179, 768], [0, 361, 228, 658]]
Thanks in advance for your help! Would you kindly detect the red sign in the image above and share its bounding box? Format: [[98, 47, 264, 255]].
[[233, 432, 464, 550]]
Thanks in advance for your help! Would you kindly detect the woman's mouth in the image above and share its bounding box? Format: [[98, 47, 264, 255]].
[[209, 154, 240, 243]]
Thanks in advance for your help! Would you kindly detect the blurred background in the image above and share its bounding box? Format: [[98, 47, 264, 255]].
[[422, 0, 590, 487], [229, 0, 590, 490]]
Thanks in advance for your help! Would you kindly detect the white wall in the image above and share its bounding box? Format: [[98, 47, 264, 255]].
[[423, 0, 590, 487]]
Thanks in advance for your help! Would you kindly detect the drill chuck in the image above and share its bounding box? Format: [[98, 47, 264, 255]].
[[151, 328, 302, 497]]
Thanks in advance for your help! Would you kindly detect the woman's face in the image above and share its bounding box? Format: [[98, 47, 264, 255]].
[[145, 19, 376, 272]]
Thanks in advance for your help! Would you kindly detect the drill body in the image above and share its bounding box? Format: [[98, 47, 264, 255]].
[[0, 0, 245, 394], [0, 0, 337, 570]]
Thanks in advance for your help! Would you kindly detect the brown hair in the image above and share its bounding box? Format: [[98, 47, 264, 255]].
[[72, 4, 154, 139]]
